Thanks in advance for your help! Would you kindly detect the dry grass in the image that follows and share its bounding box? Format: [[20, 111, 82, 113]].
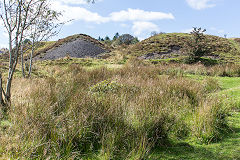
[[0, 61, 229, 159]]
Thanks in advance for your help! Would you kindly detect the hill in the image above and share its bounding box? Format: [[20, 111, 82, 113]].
[[129, 33, 240, 63], [33, 34, 112, 60]]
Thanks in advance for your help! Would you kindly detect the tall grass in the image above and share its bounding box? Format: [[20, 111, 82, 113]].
[[0, 62, 229, 159], [150, 62, 240, 77]]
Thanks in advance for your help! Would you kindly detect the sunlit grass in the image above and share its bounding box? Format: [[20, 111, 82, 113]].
[[0, 59, 240, 159], [149, 112, 240, 160]]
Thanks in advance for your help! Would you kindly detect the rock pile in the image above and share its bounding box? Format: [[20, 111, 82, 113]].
[[34, 34, 110, 60]]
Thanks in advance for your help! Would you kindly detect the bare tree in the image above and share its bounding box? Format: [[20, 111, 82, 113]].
[[20, 0, 96, 78], [20, 6, 62, 78], [0, 0, 95, 110], [0, 0, 60, 108]]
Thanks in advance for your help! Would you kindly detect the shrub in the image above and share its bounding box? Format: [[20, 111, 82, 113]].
[[183, 27, 211, 61], [90, 80, 122, 94]]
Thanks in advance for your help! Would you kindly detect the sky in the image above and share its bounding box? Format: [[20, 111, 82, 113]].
[[0, 0, 240, 48]]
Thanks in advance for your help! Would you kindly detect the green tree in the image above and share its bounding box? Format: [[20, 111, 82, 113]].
[[105, 36, 111, 41], [113, 32, 120, 41], [184, 27, 210, 61], [118, 34, 135, 45], [132, 37, 140, 44]]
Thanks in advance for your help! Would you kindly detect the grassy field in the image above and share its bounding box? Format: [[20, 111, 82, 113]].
[[149, 74, 240, 160], [186, 74, 240, 106], [0, 58, 239, 159], [149, 112, 240, 160]]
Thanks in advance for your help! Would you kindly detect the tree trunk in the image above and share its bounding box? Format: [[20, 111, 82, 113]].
[[5, 39, 14, 104], [0, 73, 8, 114], [27, 42, 35, 78], [5, 72, 12, 104], [0, 73, 4, 105], [5, 51, 18, 105], [21, 42, 26, 78]]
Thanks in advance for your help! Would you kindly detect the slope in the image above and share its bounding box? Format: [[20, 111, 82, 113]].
[[33, 34, 112, 60], [130, 33, 240, 63]]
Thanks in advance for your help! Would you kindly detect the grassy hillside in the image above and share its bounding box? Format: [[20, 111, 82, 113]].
[[130, 33, 240, 63]]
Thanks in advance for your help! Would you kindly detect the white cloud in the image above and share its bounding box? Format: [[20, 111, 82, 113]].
[[49, 1, 174, 39], [0, 26, 8, 48], [2, 31, 8, 38], [186, 0, 217, 10], [132, 21, 160, 37], [51, 2, 175, 25], [120, 23, 129, 28], [110, 8, 174, 22], [52, 1, 109, 24]]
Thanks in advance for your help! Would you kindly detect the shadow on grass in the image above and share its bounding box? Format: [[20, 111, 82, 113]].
[[148, 112, 240, 160], [148, 142, 217, 160], [184, 57, 219, 67]]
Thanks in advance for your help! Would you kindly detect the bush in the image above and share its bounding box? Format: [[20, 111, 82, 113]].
[[90, 80, 123, 94], [183, 27, 211, 61]]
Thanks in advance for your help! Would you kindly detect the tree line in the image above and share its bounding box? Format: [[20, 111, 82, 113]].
[[98, 32, 139, 46]]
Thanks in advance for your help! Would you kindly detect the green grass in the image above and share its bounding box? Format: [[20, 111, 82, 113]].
[[217, 76, 240, 89], [186, 74, 240, 104], [148, 112, 240, 160], [216, 77, 240, 103], [149, 73, 240, 160], [186, 74, 240, 89]]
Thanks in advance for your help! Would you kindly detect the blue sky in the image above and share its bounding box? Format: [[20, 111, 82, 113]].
[[0, 0, 240, 47]]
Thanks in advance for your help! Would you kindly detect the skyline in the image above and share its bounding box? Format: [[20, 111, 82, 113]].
[[0, 0, 239, 48]]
